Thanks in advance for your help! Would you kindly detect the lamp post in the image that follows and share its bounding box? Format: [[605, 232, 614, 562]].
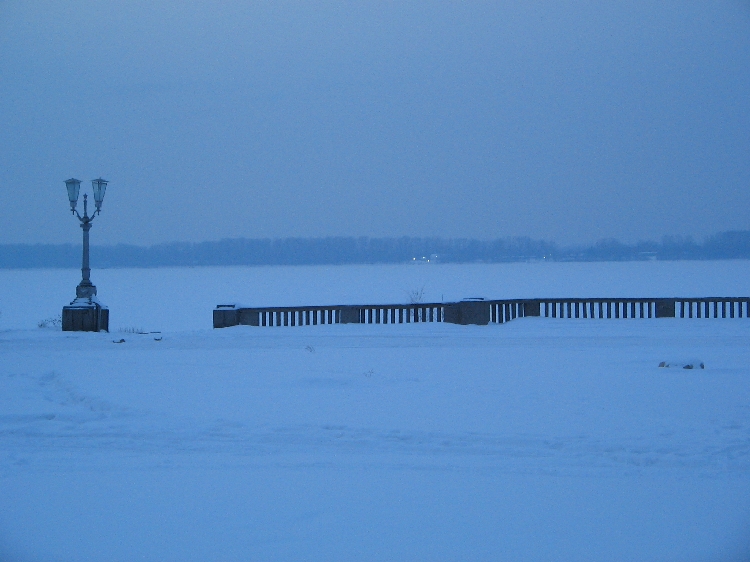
[[62, 178, 110, 332]]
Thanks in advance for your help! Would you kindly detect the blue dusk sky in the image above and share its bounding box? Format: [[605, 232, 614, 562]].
[[0, 1, 748, 246]]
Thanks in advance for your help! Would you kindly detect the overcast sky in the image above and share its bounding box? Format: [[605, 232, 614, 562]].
[[1, 1, 748, 246]]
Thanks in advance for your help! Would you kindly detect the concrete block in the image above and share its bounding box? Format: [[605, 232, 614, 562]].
[[524, 301, 541, 316], [444, 301, 490, 325], [213, 308, 239, 328], [238, 309, 260, 326], [339, 306, 361, 324], [443, 304, 459, 324], [655, 300, 676, 318]]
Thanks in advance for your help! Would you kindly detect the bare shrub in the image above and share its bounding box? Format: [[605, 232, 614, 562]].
[[38, 315, 62, 329], [407, 286, 425, 304]]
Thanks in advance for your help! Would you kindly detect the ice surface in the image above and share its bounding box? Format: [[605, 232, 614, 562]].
[[1, 262, 749, 561], [2, 260, 750, 332]]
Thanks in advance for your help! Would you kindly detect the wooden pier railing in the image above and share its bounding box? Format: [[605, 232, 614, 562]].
[[213, 297, 750, 328]]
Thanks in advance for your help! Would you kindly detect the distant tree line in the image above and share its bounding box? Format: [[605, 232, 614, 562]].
[[2, 231, 750, 268]]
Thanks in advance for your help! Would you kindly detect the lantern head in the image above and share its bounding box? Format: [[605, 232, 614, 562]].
[[91, 178, 108, 212], [65, 178, 81, 212]]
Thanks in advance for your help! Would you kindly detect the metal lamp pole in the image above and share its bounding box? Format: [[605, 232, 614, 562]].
[[65, 178, 107, 299], [62, 178, 109, 331]]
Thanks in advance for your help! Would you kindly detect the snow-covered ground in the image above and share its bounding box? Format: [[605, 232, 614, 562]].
[[1, 262, 749, 561]]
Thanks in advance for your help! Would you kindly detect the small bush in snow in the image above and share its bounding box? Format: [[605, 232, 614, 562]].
[[407, 286, 425, 304], [38, 315, 62, 329]]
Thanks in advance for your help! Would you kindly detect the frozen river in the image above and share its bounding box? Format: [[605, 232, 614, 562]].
[[1, 262, 749, 561]]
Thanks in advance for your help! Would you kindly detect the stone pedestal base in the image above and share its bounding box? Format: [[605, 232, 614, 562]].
[[62, 298, 109, 332]]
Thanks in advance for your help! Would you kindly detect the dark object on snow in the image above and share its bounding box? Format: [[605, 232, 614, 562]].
[[659, 361, 704, 369]]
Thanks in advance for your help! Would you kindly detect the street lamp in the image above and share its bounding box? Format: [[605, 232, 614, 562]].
[[62, 177, 110, 332]]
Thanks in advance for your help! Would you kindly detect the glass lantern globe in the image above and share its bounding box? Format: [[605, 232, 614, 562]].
[[91, 178, 108, 211], [65, 178, 81, 212]]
